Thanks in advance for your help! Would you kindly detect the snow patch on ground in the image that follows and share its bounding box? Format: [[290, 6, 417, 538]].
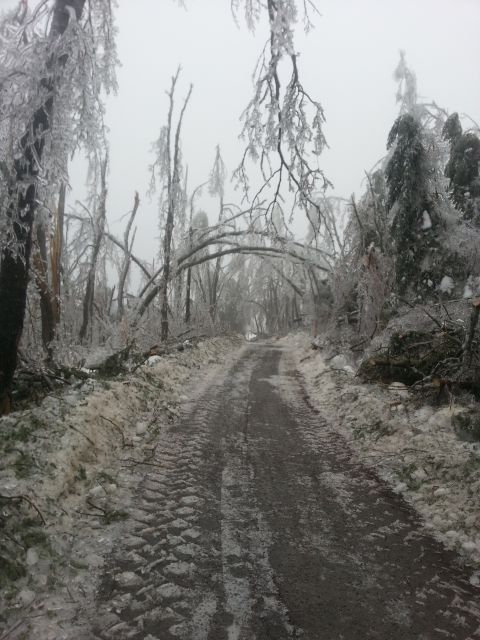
[[283, 332, 480, 571]]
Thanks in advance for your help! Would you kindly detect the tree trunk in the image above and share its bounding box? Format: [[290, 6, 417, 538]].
[[160, 247, 173, 341], [160, 75, 192, 342], [185, 265, 192, 324], [50, 183, 66, 327], [293, 295, 299, 322], [79, 157, 108, 343], [0, 0, 85, 414], [33, 225, 56, 359], [209, 255, 222, 323], [174, 272, 184, 326], [462, 299, 480, 370], [117, 191, 140, 321]]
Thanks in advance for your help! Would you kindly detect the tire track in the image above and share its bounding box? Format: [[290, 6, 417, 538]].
[[92, 363, 238, 640], [87, 342, 480, 639]]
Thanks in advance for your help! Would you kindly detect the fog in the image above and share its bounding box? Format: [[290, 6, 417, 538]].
[[2, 0, 480, 259], [95, 0, 480, 259]]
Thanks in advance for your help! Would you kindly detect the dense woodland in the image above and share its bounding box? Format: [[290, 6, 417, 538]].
[[0, 0, 479, 416]]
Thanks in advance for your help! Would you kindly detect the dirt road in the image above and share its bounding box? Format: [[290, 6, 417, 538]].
[[91, 343, 480, 639]]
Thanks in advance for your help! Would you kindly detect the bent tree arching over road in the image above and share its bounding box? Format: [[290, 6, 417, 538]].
[[88, 342, 480, 640]]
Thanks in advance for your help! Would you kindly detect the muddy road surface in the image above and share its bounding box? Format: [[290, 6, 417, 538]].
[[90, 343, 480, 640]]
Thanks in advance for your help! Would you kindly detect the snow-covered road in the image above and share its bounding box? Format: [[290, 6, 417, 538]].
[[87, 342, 480, 639]]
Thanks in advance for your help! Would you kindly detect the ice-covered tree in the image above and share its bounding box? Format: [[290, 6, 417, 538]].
[[78, 153, 109, 344], [442, 112, 480, 222], [150, 67, 192, 342], [386, 112, 428, 291], [207, 146, 227, 323], [384, 54, 442, 296], [0, 0, 117, 413], [233, 0, 329, 231]]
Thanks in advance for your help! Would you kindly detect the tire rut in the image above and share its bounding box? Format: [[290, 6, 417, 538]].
[[92, 369, 230, 640], [88, 343, 480, 640]]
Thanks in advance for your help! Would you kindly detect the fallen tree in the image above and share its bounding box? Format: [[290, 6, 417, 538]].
[[358, 300, 480, 397]]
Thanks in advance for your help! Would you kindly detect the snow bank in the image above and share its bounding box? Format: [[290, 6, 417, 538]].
[[288, 332, 480, 572]]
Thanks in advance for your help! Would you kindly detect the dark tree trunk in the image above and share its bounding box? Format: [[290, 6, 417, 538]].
[[185, 264, 192, 323], [0, 1, 85, 413], [107, 285, 116, 317], [462, 300, 480, 369], [0, 209, 33, 414]]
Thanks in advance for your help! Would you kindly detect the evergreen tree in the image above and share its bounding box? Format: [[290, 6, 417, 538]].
[[442, 113, 480, 221], [385, 113, 431, 293]]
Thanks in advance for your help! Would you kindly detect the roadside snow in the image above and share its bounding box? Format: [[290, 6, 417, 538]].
[[0, 336, 243, 639], [286, 332, 480, 571]]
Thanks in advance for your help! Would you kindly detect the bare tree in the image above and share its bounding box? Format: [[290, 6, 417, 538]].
[[185, 186, 209, 324], [208, 146, 227, 323], [150, 68, 192, 341]]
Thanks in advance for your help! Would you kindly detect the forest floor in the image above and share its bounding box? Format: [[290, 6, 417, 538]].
[[1, 335, 480, 639]]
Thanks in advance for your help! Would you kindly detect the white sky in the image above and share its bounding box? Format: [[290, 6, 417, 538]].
[[2, 0, 480, 265]]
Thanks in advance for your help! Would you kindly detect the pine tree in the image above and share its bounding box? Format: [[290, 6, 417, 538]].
[[385, 113, 430, 293], [442, 112, 480, 221]]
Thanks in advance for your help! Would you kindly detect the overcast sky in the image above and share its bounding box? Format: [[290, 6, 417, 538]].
[[2, 0, 480, 264]]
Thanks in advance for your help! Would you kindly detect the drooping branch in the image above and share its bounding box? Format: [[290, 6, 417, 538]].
[[178, 245, 330, 274], [233, 0, 330, 232], [135, 242, 327, 320], [176, 228, 333, 269]]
